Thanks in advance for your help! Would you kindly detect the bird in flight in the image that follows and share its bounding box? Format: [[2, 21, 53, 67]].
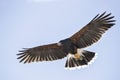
[[17, 12, 115, 70]]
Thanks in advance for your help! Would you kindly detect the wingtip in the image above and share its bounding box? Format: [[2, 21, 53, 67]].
[[112, 23, 115, 26], [102, 11, 107, 15], [16, 53, 24, 55], [102, 11, 111, 15]]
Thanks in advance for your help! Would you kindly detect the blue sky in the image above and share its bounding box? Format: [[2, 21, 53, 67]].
[[0, 0, 120, 80]]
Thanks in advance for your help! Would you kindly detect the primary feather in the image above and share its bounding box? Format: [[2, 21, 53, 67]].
[[70, 12, 115, 48]]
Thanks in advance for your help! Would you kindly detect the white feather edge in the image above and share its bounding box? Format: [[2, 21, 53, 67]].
[[65, 52, 98, 70]]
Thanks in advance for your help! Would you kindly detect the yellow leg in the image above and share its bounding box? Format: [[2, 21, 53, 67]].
[[74, 53, 80, 59], [74, 53, 84, 60]]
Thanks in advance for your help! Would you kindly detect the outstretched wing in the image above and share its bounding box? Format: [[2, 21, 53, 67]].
[[17, 43, 67, 63], [70, 12, 115, 48]]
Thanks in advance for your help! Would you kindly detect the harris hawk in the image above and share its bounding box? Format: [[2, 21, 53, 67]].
[[17, 12, 115, 70]]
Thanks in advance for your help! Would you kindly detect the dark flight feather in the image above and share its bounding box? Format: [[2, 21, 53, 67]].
[[17, 43, 67, 63], [70, 12, 115, 48]]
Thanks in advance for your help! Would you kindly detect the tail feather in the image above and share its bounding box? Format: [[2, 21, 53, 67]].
[[65, 50, 96, 70]]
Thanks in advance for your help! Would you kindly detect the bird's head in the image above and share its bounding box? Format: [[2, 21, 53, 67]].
[[59, 38, 72, 46]]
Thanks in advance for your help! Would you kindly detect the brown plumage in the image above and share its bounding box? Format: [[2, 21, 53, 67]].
[[17, 43, 67, 63], [17, 12, 115, 70], [70, 12, 115, 48]]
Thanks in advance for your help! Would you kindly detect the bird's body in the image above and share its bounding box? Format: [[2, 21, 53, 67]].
[[59, 38, 77, 54], [17, 12, 115, 70], [59, 38, 96, 69]]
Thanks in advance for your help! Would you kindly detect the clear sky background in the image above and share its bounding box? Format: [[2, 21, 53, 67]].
[[0, 0, 120, 80]]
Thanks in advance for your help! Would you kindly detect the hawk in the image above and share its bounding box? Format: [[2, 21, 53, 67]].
[[17, 12, 115, 70]]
